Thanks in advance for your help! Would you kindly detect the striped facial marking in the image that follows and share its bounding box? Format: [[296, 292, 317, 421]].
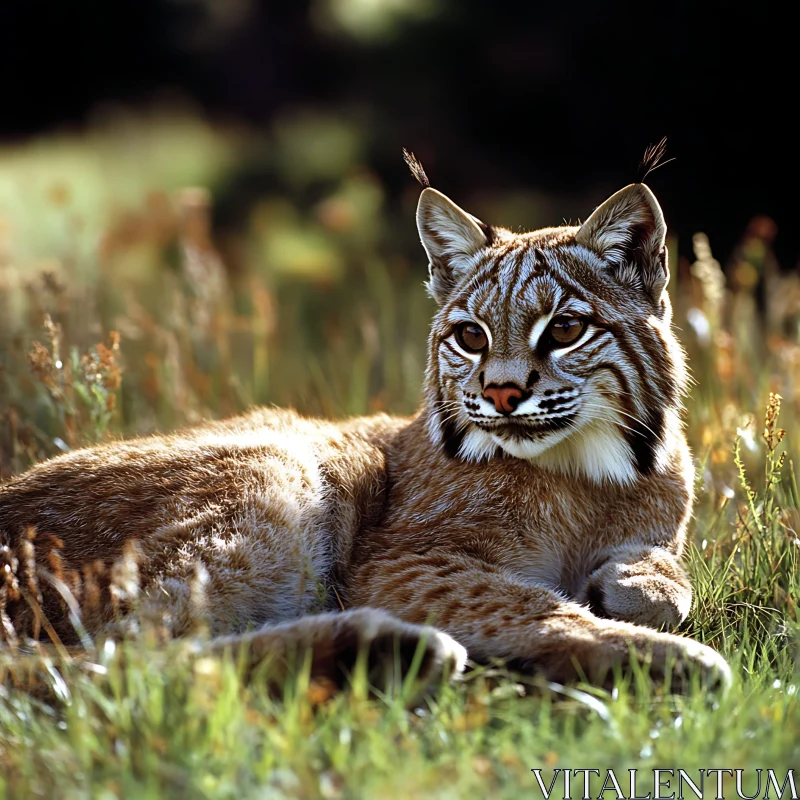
[[418, 183, 684, 484]]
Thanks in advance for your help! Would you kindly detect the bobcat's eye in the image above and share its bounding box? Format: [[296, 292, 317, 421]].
[[454, 322, 488, 353], [548, 317, 586, 347]]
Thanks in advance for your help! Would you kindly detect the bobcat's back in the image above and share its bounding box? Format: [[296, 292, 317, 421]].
[[0, 408, 402, 637]]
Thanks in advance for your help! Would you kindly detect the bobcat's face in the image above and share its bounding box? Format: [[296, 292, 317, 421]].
[[416, 184, 687, 485]]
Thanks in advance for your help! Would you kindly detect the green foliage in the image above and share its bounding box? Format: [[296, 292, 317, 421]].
[[685, 394, 800, 684], [1, 639, 798, 797], [1, 117, 799, 795]]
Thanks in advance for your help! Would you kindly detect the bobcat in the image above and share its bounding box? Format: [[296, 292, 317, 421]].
[[0, 173, 730, 693]]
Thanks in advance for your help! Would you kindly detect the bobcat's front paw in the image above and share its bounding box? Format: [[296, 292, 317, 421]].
[[333, 608, 468, 693], [582, 549, 692, 629], [213, 607, 467, 700], [588, 625, 731, 694], [645, 633, 732, 694]]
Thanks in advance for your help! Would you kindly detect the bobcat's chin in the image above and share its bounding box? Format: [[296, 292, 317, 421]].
[[457, 412, 640, 486]]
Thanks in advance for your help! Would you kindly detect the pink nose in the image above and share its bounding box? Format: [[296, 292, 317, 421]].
[[482, 385, 525, 414]]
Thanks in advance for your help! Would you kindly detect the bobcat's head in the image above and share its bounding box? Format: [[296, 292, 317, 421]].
[[416, 183, 688, 484]]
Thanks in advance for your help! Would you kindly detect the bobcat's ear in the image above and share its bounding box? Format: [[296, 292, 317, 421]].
[[416, 188, 491, 305], [576, 184, 668, 302]]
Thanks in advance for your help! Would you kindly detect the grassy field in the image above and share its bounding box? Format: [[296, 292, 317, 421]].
[[0, 114, 799, 798]]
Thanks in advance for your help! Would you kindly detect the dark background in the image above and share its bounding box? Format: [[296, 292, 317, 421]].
[[1, 0, 797, 265]]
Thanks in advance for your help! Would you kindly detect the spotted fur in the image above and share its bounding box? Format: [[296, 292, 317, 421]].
[[0, 181, 729, 691]]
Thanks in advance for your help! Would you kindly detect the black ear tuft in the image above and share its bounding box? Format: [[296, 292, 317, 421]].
[[637, 137, 674, 182], [402, 148, 431, 188]]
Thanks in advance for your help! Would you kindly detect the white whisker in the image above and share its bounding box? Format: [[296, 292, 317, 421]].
[[580, 400, 661, 439]]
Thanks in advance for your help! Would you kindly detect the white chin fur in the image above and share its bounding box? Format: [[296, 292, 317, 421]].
[[458, 417, 638, 485], [458, 428, 499, 462], [491, 426, 573, 459], [524, 419, 637, 485]]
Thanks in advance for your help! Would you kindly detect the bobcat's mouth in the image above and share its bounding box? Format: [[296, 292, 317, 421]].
[[472, 414, 578, 438], [466, 390, 581, 439], [447, 390, 589, 463]]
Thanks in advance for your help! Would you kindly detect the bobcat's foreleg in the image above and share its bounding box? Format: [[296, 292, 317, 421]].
[[350, 551, 728, 691]]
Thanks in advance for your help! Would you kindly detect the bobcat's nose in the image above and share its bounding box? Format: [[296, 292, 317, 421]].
[[481, 384, 527, 415]]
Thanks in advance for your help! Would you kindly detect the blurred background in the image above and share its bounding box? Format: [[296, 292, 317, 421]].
[[2, 0, 798, 261], [0, 0, 798, 494]]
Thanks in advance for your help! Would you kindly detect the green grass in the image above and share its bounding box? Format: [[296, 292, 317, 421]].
[[1, 643, 798, 798], [1, 114, 799, 797]]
